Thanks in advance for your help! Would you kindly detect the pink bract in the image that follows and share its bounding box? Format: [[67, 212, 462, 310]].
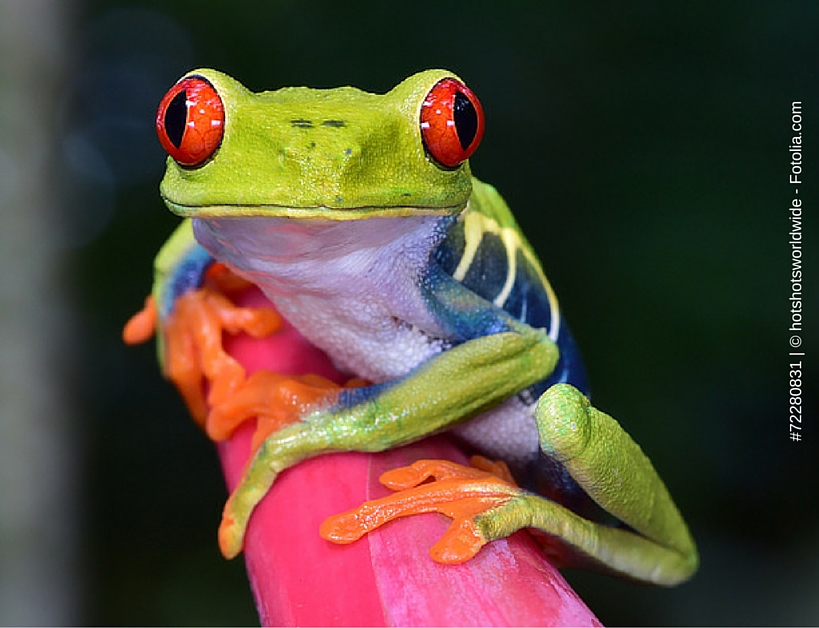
[[216, 288, 601, 626]]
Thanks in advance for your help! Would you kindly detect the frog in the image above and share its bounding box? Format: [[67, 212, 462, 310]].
[[127, 68, 698, 586]]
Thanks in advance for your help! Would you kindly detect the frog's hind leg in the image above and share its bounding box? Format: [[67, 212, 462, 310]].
[[521, 383, 698, 584], [323, 384, 698, 586]]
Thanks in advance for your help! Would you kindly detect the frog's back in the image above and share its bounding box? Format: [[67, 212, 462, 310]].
[[434, 177, 588, 397]]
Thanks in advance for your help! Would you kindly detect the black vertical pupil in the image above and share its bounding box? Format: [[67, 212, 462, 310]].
[[453, 91, 478, 151], [166, 89, 189, 148]]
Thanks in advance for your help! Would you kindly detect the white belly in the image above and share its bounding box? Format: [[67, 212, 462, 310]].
[[267, 291, 449, 381], [193, 214, 452, 381]]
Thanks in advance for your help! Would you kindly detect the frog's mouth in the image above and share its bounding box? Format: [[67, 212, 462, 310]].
[[162, 199, 466, 220]]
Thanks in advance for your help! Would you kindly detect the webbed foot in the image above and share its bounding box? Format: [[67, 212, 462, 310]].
[[321, 456, 524, 563]]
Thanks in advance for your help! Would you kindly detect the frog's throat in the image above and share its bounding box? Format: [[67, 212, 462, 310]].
[[163, 200, 467, 220]]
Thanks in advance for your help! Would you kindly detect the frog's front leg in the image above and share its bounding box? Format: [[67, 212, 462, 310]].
[[218, 324, 559, 558]]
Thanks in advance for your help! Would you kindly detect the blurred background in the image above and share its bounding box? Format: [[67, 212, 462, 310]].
[[1, 0, 817, 624]]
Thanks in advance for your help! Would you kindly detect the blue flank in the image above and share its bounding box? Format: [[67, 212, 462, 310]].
[[158, 243, 213, 319], [336, 213, 590, 415], [433, 217, 589, 399]]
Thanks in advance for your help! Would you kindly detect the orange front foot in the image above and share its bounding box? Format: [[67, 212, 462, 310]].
[[162, 286, 282, 427], [123, 267, 282, 429], [124, 267, 370, 453], [207, 371, 347, 449], [320, 457, 523, 563]]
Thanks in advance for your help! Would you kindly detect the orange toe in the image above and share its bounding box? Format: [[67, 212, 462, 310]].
[[122, 295, 158, 345]]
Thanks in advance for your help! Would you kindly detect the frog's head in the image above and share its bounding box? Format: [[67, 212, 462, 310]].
[[156, 69, 485, 220]]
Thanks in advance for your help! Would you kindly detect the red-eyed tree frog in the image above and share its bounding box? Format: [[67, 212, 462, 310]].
[[128, 68, 698, 586]]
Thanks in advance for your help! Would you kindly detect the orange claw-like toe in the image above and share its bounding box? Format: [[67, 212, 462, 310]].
[[122, 295, 158, 345], [321, 458, 522, 564], [379, 456, 518, 490], [432, 516, 488, 564]]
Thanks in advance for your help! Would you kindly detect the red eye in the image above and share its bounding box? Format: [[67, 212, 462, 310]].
[[156, 76, 225, 167], [420, 78, 485, 168]]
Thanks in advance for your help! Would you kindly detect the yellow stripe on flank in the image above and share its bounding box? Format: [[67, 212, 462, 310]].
[[494, 228, 519, 307], [453, 208, 561, 341], [452, 209, 483, 282]]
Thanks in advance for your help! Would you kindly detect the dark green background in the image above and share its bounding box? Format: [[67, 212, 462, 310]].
[[66, 1, 817, 624]]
